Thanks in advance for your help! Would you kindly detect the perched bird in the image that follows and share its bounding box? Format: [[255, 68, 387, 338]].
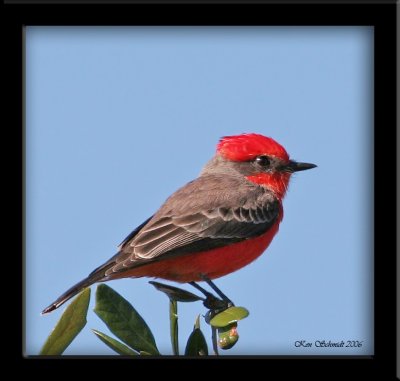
[[42, 133, 316, 314]]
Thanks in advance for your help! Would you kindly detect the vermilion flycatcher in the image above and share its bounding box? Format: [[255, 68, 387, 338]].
[[42, 133, 316, 314]]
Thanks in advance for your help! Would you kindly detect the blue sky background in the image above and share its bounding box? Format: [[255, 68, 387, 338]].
[[25, 26, 373, 356]]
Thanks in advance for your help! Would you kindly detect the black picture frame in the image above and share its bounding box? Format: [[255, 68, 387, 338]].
[[7, 1, 396, 378]]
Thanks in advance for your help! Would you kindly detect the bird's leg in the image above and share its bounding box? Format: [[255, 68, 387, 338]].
[[189, 282, 231, 311], [189, 281, 213, 298], [199, 274, 234, 307]]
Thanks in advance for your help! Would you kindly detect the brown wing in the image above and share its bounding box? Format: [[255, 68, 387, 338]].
[[103, 174, 280, 277]]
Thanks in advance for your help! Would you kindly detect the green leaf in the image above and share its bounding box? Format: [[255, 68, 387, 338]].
[[209, 306, 249, 328], [149, 281, 203, 302], [92, 329, 138, 356], [185, 329, 209, 356], [169, 300, 179, 355], [184, 316, 208, 356], [94, 284, 159, 355], [40, 288, 90, 355]]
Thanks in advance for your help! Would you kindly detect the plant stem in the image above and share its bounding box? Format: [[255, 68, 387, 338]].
[[169, 300, 179, 355]]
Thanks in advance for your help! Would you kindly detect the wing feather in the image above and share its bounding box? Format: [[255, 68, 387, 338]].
[[105, 175, 281, 277]]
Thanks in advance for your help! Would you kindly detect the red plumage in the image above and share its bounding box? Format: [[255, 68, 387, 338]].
[[217, 133, 289, 162]]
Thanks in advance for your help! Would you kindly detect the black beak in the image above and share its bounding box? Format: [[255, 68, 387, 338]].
[[286, 160, 317, 172]]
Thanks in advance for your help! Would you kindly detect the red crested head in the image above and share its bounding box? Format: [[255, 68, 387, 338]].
[[207, 133, 316, 199], [217, 133, 289, 163]]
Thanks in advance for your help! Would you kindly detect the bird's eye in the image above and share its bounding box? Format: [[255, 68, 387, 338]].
[[255, 155, 271, 167]]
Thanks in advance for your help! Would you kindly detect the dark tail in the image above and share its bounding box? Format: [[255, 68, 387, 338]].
[[42, 218, 153, 315], [41, 276, 99, 315], [41, 250, 134, 314], [41, 255, 120, 314]]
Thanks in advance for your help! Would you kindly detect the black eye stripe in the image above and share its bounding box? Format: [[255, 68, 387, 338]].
[[255, 155, 271, 167]]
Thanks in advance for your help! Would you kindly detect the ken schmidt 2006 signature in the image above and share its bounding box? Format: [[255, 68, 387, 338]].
[[294, 340, 363, 348]]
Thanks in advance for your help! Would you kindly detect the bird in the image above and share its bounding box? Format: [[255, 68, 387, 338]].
[[42, 133, 316, 314]]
